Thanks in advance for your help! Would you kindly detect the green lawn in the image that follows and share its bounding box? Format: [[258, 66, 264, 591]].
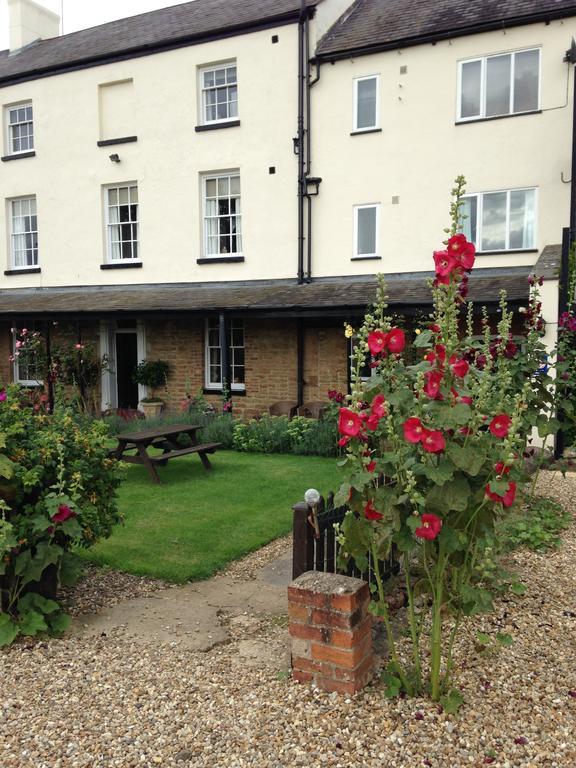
[[77, 450, 340, 583]]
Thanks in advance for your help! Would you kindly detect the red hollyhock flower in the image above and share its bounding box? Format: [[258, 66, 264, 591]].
[[371, 393, 387, 419], [494, 461, 511, 476], [338, 437, 349, 447], [421, 429, 446, 453], [489, 414, 512, 438], [51, 504, 76, 523], [447, 234, 476, 270], [415, 513, 443, 541], [486, 481, 517, 507], [425, 344, 446, 367], [367, 330, 388, 356], [433, 250, 460, 278], [403, 417, 425, 443], [366, 460, 376, 473], [447, 233, 468, 255], [424, 370, 444, 399], [387, 328, 406, 353], [365, 413, 380, 431], [364, 500, 383, 521], [338, 408, 363, 437], [449, 355, 469, 378]]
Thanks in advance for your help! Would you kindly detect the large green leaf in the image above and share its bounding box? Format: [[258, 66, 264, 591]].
[[438, 525, 467, 554], [427, 476, 472, 512], [446, 442, 486, 477], [0, 454, 14, 479], [18, 609, 48, 637], [413, 329, 433, 348], [17, 592, 59, 615], [413, 459, 454, 486], [47, 612, 71, 637], [0, 614, 18, 646]]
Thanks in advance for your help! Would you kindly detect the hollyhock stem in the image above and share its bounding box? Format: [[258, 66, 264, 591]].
[[442, 615, 461, 691], [428, 544, 446, 701], [403, 551, 422, 693]]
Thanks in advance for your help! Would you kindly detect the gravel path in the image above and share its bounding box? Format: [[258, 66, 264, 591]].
[[1, 472, 575, 768]]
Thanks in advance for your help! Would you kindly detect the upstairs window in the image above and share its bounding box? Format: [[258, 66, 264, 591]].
[[205, 319, 245, 391], [461, 188, 537, 252], [200, 62, 238, 124], [353, 75, 379, 132], [353, 204, 380, 258], [458, 48, 540, 121], [9, 196, 38, 268], [105, 185, 139, 262], [203, 173, 242, 258], [5, 102, 34, 154]]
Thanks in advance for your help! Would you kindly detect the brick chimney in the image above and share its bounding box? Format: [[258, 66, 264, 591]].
[[8, 0, 60, 53]]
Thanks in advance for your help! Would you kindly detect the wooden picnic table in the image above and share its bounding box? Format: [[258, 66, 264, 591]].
[[111, 424, 221, 484]]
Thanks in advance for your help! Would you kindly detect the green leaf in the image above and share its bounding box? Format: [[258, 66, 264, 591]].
[[381, 669, 402, 699], [413, 329, 433, 348], [446, 442, 486, 477], [510, 582, 526, 596], [460, 584, 493, 616], [0, 613, 19, 647], [0, 454, 14, 479], [46, 612, 71, 637], [420, 459, 455, 486], [438, 525, 467, 554], [427, 476, 471, 513], [17, 592, 59, 616], [61, 517, 82, 538], [59, 552, 84, 588], [18, 609, 48, 637], [475, 631, 491, 646], [440, 689, 464, 715], [496, 632, 513, 647]]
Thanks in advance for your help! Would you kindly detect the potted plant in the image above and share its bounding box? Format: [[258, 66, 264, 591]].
[[133, 360, 171, 418]]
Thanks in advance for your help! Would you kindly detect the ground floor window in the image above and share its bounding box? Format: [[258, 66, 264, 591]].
[[12, 321, 43, 385], [205, 319, 245, 391]]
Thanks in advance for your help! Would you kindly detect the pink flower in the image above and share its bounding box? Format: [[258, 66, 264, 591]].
[[433, 250, 459, 278], [51, 504, 76, 523], [367, 330, 388, 356], [364, 500, 383, 521], [387, 328, 406, 354], [415, 513, 442, 541], [338, 408, 363, 438], [424, 370, 444, 399], [403, 417, 425, 444], [0, 390, 6, 403], [449, 355, 469, 378], [489, 414, 512, 439], [370, 393, 387, 419], [365, 412, 380, 431], [421, 429, 446, 453]]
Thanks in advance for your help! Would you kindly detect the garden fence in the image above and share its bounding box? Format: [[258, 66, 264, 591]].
[[292, 492, 400, 584]]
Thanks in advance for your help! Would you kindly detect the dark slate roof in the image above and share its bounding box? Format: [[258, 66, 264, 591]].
[[0, 0, 317, 86], [535, 244, 562, 280], [317, 0, 576, 58], [0, 268, 530, 316]]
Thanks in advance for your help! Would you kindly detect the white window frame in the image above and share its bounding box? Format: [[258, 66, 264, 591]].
[[457, 47, 541, 122], [353, 75, 380, 132], [199, 61, 238, 125], [202, 171, 242, 259], [8, 195, 39, 270], [353, 203, 380, 259], [12, 323, 43, 387], [103, 183, 140, 263], [461, 187, 538, 253], [4, 101, 34, 156], [204, 318, 245, 392]]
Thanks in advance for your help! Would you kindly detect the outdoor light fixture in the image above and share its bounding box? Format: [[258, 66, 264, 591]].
[[109, 153, 121, 163], [305, 176, 323, 196], [305, 488, 321, 539]]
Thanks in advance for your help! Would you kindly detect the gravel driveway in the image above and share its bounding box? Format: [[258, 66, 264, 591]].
[[1, 473, 575, 768]]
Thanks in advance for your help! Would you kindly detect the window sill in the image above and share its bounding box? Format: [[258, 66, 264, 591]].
[[1, 151, 36, 162], [455, 110, 541, 126], [197, 256, 244, 264], [476, 249, 538, 256], [203, 387, 246, 397], [351, 255, 382, 261], [350, 128, 382, 136], [100, 261, 143, 270], [4, 267, 41, 275], [97, 136, 138, 146], [195, 120, 241, 132]]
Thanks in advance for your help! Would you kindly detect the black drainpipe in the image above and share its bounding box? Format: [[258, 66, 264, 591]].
[[296, 0, 306, 284]]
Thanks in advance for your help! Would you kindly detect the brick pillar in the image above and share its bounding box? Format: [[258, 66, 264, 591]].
[[288, 571, 374, 695]]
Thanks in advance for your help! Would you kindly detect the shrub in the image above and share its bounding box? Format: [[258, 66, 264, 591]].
[[132, 360, 171, 391], [0, 386, 122, 646], [233, 415, 292, 453]]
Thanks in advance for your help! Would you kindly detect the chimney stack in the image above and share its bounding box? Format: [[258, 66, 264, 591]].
[[8, 0, 60, 53]]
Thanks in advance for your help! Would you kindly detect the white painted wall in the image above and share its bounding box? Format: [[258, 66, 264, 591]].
[[310, 19, 574, 278], [0, 23, 301, 288]]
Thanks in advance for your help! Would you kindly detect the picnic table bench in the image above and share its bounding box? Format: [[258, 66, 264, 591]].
[[110, 424, 221, 483]]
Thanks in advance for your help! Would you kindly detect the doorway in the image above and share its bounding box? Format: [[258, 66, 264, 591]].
[[115, 331, 139, 408]]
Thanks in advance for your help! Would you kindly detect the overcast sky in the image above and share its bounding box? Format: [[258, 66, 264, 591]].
[[0, 0, 194, 51]]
